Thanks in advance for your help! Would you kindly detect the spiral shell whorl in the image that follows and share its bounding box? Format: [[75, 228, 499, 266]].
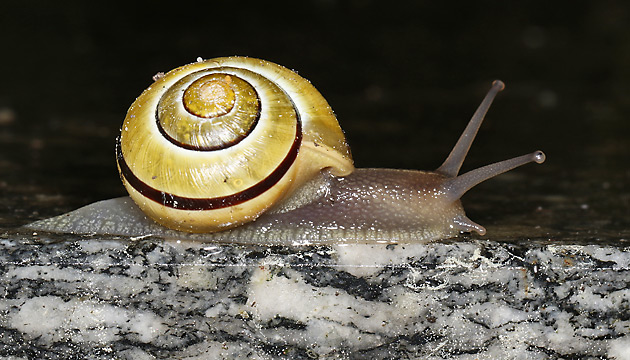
[[117, 57, 354, 232], [159, 73, 260, 150]]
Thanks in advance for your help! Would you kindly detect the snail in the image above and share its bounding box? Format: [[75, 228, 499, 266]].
[[26, 57, 545, 245]]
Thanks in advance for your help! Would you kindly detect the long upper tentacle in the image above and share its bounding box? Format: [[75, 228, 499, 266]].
[[436, 80, 505, 177]]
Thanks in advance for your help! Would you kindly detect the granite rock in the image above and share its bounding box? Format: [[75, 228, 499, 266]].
[[1, 234, 630, 359]]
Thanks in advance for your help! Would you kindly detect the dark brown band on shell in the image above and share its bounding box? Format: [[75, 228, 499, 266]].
[[116, 118, 302, 211]]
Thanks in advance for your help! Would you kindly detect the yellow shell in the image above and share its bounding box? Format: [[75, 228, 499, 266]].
[[117, 57, 354, 232]]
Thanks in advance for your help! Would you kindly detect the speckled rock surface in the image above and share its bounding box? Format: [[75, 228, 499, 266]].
[[1, 235, 629, 359]]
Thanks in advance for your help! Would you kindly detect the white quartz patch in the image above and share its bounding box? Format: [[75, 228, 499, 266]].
[[333, 243, 431, 277], [246, 260, 430, 354], [10, 296, 165, 344], [608, 336, 630, 360]]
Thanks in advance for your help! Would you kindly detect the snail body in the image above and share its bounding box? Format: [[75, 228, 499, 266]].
[[26, 57, 545, 244]]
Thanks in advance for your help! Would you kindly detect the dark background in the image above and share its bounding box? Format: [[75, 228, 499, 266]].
[[1, 1, 628, 239]]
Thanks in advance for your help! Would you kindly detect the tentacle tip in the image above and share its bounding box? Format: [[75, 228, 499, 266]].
[[533, 150, 546, 164], [454, 216, 486, 236], [492, 80, 505, 91]]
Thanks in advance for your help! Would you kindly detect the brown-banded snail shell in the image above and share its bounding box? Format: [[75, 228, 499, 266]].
[[117, 57, 354, 233]]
